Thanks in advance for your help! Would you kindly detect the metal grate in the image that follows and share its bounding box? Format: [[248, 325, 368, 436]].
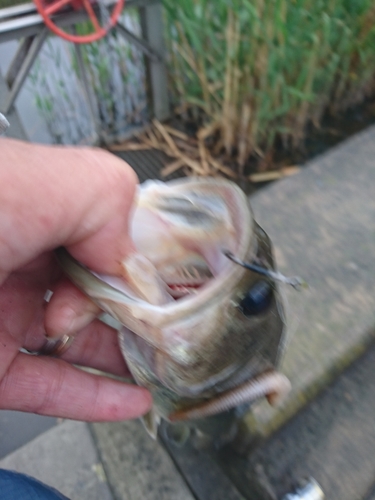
[[114, 148, 185, 183]]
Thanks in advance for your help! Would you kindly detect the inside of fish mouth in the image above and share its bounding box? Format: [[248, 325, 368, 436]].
[[160, 258, 214, 299]]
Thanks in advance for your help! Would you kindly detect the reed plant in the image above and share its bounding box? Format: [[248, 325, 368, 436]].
[[0, 0, 28, 8], [163, 0, 375, 172]]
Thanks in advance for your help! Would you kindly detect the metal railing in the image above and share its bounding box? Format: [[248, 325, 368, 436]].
[[0, 0, 170, 139]]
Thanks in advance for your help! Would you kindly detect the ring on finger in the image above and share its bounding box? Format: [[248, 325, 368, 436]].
[[37, 334, 74, 357]]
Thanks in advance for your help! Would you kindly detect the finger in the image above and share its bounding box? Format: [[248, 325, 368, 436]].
[[0, 141, 138, 275], [43, 279, 130, 377], [0, 352, 152, 421], [24, 318, 130, 378], [44, 278, 101, 339], [59, 320, 131, 377], [0, 268, 51, 346], [64, 150, 139, 273]]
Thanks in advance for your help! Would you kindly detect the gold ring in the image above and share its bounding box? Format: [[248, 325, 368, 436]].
[[38, 334, 74, 357]]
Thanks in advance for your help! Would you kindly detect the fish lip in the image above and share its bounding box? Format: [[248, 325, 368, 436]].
[[90, 240, 255, 329], [56, 246, 248, 328]]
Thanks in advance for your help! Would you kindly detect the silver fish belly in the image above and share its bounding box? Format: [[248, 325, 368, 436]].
[[56, 177, 290, 434]]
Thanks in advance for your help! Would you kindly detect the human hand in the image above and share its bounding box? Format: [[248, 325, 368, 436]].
[[0, 138, 152, 421]]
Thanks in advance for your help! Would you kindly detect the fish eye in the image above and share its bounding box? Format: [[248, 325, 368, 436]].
[[239, 280, 273, 316]]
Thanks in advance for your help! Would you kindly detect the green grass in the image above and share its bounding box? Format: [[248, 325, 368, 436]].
[[163, 0, 375, 171], [0, 0, 29, 8]]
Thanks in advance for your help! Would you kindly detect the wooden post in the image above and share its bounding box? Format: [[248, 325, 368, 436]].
[[140, 2, 170, 122]]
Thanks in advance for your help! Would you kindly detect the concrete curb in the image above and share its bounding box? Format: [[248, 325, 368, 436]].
[[242, 124, 375, 438]]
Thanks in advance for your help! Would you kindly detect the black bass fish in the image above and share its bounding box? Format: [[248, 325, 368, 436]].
[[57, 178, 292, 437]]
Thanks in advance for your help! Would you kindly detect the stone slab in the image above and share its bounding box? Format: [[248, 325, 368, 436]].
[[220, 341, 375, 500], [243, 124, 375, 439], [365, 484, 375, 500], [160, 424, 245, 500], [91, 419, 195, 500], [0, 420, 113, 500], [0, 410, 57, 459]]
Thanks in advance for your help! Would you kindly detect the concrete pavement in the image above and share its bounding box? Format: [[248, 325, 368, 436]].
[[0, 421, 113, 500]]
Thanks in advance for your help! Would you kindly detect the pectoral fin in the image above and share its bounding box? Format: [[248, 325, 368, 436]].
[[140, 408, 161, 440]]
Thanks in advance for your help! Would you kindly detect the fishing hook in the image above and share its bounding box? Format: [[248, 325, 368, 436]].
[[223, 251, 307, 290]]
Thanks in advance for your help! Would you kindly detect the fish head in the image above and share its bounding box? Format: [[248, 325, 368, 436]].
[[56, 178, 286, 419]]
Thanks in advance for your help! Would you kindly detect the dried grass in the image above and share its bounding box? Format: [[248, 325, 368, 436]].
[[112, 119, 299, 182], [112, 119, 239, 178]]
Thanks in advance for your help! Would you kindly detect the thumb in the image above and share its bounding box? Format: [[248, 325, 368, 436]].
[[0, 139, 138, 275], [60, 147, 139, 274]]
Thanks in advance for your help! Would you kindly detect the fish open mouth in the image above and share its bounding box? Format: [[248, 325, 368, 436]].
[[127, 179, 248, 305], [56, 179, 254, 314]]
